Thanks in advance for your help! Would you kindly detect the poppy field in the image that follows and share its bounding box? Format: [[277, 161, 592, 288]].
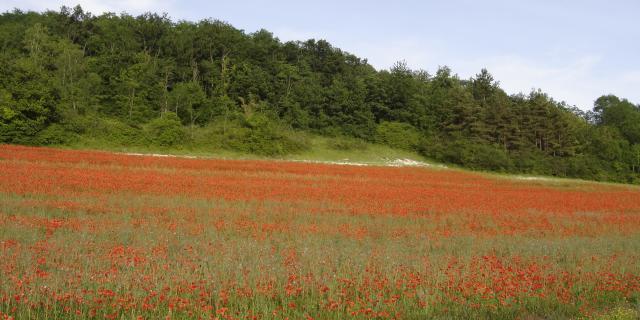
[[1, 145, 640, 319]]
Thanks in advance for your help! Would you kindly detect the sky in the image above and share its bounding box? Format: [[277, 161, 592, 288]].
[[2, 0, 639, 110]]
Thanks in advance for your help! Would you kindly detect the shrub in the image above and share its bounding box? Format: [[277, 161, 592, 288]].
[[459, 143, 513, 171], [82, 117, 145, 146], [326, 136, 368, 151], [423, 139, 513, 172], [34, 124, 78, 145], [145, 112, 187, 147], [511, 149, 552, 175], [222, 114, 309, 156], [34, 116, 96, 145], [375, 121, 421, 150]]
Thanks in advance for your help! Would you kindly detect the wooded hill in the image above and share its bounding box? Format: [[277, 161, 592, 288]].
[[1, 6, 639, 183]]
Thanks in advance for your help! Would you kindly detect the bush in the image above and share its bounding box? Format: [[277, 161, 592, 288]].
[[145, 112, 187, 147], [511, 149, 552, 175], [61, 116, 93, 135], [34, 124, 78, 145], [81, 117, 144, 146], [422, 139, 513, 172], [34, 116, 96, 146], [417, 135, 446, 159], [326, 136, 368, 151], [374, 121, 421, 150], [459, 143, 513, 171], [222, 114, 309, 156]]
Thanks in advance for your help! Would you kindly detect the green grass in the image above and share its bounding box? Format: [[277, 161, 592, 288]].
[[64, 133, 432, 165], [583, 306, 640, 320]]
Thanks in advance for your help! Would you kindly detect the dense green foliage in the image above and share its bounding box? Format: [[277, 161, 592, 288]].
[[1, 6, 639, 183]]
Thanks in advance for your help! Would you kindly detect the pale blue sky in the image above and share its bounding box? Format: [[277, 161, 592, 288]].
[[3, 0, 639, 110]]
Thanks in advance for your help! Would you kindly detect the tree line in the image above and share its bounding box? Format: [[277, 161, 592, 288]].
[[1, 6, 639, 183]]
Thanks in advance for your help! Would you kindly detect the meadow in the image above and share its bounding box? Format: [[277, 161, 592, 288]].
[[1, 145, 639, 319]]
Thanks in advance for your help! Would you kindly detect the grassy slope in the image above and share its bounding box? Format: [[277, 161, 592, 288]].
[[64, 134, 432, 165]]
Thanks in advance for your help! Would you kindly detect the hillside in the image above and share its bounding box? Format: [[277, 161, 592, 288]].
[[1, 6, 640, 184]]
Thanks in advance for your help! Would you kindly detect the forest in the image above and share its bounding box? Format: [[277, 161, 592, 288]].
[[1, 6, 639, 183]]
